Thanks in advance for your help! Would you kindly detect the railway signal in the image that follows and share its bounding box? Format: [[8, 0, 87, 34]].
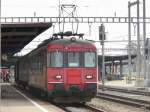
[[99, 24, 106, 44]]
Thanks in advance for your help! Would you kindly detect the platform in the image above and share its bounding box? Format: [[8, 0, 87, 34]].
[[0, 83, 64, 112]]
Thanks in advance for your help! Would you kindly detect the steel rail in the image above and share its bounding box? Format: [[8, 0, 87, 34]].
[[83, 103, 106, 112], [99, 85, 150, 96], [97, 92, 150, 110], [54, 103, 106, 112]]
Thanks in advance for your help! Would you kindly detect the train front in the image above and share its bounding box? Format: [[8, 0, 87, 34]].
[[47, 37, 98, 103]]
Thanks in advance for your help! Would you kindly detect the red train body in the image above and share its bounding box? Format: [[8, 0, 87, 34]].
[[15, 37, 98, 103], [0, 67, 9, 82]]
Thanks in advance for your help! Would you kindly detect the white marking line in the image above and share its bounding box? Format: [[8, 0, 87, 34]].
[[12, 87, 49, 112]]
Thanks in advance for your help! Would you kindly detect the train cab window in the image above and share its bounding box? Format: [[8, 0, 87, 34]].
[[50, 52, 63, 67], [84, 52, 96, 67], [68, 52, 80, 67]]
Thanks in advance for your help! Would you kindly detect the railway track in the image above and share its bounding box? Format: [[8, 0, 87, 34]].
[[55, 103, 106, 112], [99, 86, 150, 96], [13, 84, 105, 112], [97, 92, 150, 110], [13, 85, 106, 112]]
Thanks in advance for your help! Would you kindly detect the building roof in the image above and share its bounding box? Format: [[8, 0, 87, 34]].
[[1, 23, 52, 55], [1, 23, 52, 67]]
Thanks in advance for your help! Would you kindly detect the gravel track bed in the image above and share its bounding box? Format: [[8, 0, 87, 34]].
[[87, 98, 149, 112]]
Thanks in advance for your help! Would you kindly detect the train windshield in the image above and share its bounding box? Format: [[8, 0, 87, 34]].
[[68, 52, 80, 67], [84, 52, 96, 67], [48, 51, 96, 68], [50, 52, 63, 67]]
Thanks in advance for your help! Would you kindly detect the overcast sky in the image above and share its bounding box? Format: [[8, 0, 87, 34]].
[[2, 0, 150, 55], [2, 0, 150, 17]]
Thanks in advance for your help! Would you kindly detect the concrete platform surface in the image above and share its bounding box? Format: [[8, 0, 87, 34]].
[[0, 83, 65, 112]]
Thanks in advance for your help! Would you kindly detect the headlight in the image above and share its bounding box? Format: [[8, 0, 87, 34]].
[[55, 75, 62, 79], [86, 75, 93, 79]]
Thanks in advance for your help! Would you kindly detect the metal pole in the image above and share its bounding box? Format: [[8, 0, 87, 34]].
[[137, 0, 141, 81], [148, 39, 150, 86], [128, 1, 132, 83], [0, 0, 1, 67], [99, 24, 105, 90], [102, 25, 105, 90], [102, 37, 105, 89], [143, 0, 148, 86], [120, 60, 123, 77], [58, 0, 61, 32], [0, 0, 2, 99]]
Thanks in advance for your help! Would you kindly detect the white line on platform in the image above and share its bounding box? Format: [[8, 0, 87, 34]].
[[13, 86, 49, 112]]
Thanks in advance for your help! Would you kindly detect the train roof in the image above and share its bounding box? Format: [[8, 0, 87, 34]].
[[51, 38, 94, 45], [22, 37, 96, 58], [38, 37, 95, 48]]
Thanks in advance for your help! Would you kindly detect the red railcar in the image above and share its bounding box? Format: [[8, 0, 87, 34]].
[[0, 67, 9, 82], [15, 36, 98, 103]]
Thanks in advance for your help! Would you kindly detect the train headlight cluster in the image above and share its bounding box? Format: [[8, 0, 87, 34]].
[[55, 75, 62, 79], [86, 75, 93, 79]]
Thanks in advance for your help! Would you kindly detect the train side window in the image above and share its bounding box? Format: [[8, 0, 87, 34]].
[[84, 52, 96, 67], [47, 53, 50, 67], [50, 52, 63, 67], [38, 54, 43, 72]]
